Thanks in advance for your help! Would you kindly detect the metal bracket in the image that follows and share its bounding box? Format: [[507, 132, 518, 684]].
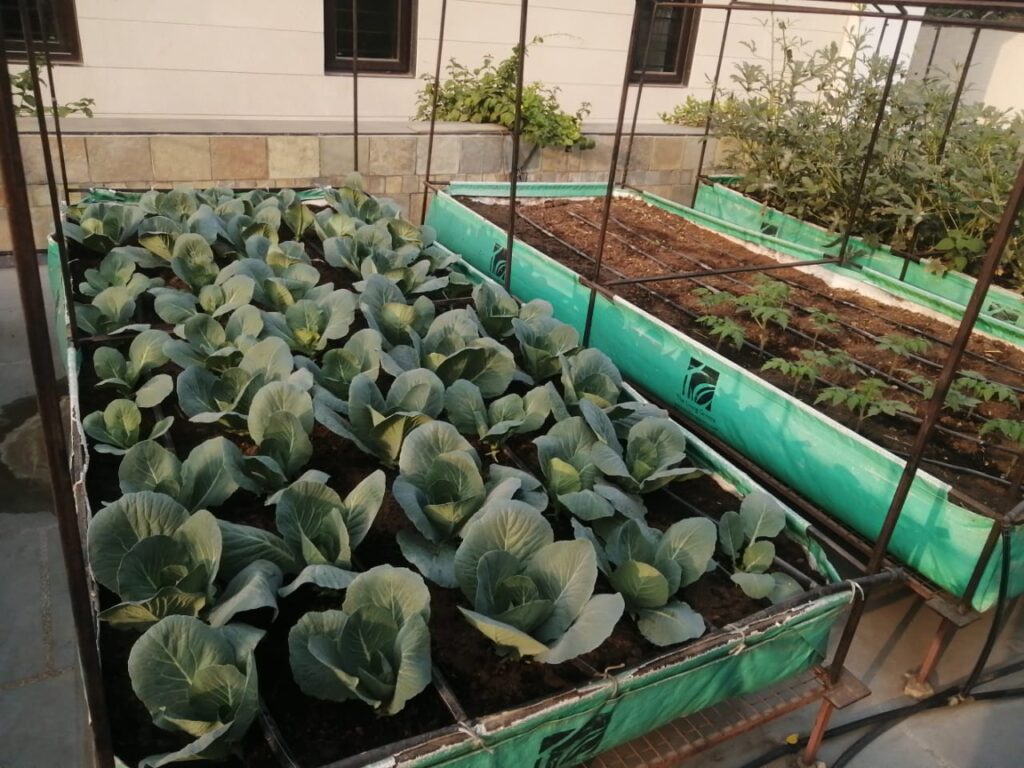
[[815, 667, 870, 710]]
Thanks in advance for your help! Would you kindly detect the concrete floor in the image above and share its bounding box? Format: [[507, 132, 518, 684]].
[[0, 263, 1020, 767]]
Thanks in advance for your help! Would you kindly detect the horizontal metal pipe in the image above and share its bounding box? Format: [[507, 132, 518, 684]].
[[605, 257, 840, 286]]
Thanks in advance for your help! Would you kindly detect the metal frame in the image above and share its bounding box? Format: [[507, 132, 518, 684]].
[[3, 2, 1024, 767]]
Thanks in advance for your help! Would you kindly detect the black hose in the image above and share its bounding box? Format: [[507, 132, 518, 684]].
[[738, 526, 1017, 768]]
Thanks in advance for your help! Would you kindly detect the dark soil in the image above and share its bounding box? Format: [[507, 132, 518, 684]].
[[463, 196, 1024, 510]]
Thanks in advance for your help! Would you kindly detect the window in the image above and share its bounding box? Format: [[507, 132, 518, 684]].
[[630, 0, 701, 85], [1, 0, 81, 62], [325, 0, 415, 75]]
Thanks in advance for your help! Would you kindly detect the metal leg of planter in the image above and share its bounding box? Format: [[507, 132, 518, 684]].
[[0, 36, 114, 768]]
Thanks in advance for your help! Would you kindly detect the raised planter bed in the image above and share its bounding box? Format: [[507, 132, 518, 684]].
[[50, 183, 858, 768], [689, 180, 1024, 348], [426, 182, 1024, 612]]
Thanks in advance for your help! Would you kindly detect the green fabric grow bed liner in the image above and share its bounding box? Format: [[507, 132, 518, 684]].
[[48, 206, 856, 768], [686, 180, 1024, 348], [427, 183, 1024, 614]]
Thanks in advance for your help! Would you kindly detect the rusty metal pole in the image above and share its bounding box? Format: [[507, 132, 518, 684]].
[[351, 0, 360, 172], [501, 0, 530, 291], [801, 155, 1024, 766], [420, 0, 448, 224], [33, 0, 70, 202], [620, 0, 657, 188], [690, 2, 733, 207], [0, 35, 114, 768], [836, 16, 908, 265], [17, 0, 77, 341], [935, 24, 980, 162], [581, 1, 643, 347]]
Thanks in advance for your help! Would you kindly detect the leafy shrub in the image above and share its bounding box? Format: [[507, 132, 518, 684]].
[[414, 38, 594, 150], [662, 24, 1024, 287]]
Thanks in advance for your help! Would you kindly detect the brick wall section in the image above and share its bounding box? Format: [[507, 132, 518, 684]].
[[1, 130, 722, 250]]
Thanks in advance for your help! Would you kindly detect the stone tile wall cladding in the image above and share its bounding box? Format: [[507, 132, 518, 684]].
[[1, 130, 719, 249]]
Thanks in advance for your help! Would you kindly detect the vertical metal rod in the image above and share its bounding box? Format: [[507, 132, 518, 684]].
[[874, 17, 889, 58], [935, 25, 980, 162], [581, 2, 643, 347], [836, 17, 907, 265], [0, 33, 113, 768], [620, 0, 657, 187], [804, 154, 1024, 766], [924, 23, 941, 78], [351, 0, 360, 172], [18, 0, 77, 342], [420, 0, 448, 224], [34, 0, 69, 202], [501, 0, 530, 292], [690, 3, 733, 207]]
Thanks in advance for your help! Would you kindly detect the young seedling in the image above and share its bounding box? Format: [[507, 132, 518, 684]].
[[980, 419, 1024, 471], [823, 349, 863, 377], [876, 333, 932, 376], [698, 315, 746, 351], [761, 349, 830, 394], [956, 371, 1019, 409], [806, 309, 839, 347], [735, 279, 791, 354], [693, 286, 737, 310], [905, 371, 1017, 419], [815, 378, 914, 432]]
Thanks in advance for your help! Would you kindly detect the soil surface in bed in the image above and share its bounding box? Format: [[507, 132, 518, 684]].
[[462, 196, 1024, 511]]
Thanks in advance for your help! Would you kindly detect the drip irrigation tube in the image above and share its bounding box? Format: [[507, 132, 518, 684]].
[[739, 525, 1016, 768]]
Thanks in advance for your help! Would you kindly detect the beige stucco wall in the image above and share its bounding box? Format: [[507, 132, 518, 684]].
[[908, 23, 1024, 113], [34, 0, 855, 123]]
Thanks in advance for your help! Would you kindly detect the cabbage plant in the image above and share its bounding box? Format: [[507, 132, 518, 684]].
[[560, 348, 622, 409], [86, 492, 220, 629], [218, 473, 385, 595], [261, 289, 357, 355], [93, 329, 173, 407], [128, 616, 262, 766], [297, 327, 383, 401], [78, 249, 163, 299], [289, 565, 431, 714], [388, 309, 516, 398], [64, 202, 143, 253], [163, 314, 253, 372], [237, 379, 316, 493], [75, 286, 148, 335], [444, 379, 553, 449], [171, 233, 220, 291], [315, 368, 445, 465], [512, 314, 580, 381], [581, 400, 700, 494], [175, 337, 298, 427], [83, 399, 173, 455], [454, 500, 624, 663], [718, 491, 804, 602], [152, 275, 256, 324], [574, 518, 713, 646], [534, 416, 645, 521], [118, 438, 249, 512], [358, 274, 435, 347], [392, 422, 524, 587]]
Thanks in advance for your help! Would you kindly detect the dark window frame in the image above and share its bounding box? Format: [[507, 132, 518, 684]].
[[630, 0, 702, 86], [2, 0, 82, 63], [324, 0, 416, 76]]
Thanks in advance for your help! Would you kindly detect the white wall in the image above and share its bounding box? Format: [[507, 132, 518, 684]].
[[908, 23, 1024, 113], [37, 0, 856, 123]]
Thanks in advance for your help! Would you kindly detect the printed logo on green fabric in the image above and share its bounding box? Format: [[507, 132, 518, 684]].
[[681, 357, 719, 412], [534, 712, 612, 768], [490, 243, 508, 280]]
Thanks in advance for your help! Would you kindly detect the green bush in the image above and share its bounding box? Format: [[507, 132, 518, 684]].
[[661, 23, 1024, 289], [414, 38, 594, 151]]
